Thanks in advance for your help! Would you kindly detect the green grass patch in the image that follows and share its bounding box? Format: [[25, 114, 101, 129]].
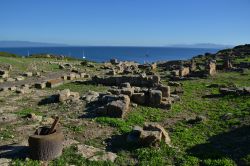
[[95, 106, 167, 133], [15, 108, 43, 117]]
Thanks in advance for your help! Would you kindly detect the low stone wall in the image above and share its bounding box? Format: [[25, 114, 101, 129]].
[[92, 75, 160, 87]]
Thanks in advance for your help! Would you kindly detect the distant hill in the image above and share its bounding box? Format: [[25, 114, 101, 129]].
[[0, 41, 69, 48], [168, 43, 234, 49]]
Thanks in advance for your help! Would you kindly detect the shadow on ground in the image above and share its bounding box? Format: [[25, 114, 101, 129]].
[[0, 144, 29, 159], [187, 125, 250, 165], [105, 133, 141, 153], [38, 95, 59, 105]]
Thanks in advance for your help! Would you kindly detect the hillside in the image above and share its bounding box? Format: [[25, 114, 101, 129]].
[[0, 45, 249, 166]]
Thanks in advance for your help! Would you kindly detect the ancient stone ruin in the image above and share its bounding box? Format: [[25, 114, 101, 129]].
[[219, 87, 250, 96], [92, 75, 160, 87], [206, 60, 216, 76], [127, 123, 171, 147], [88, 93, 130, 118]]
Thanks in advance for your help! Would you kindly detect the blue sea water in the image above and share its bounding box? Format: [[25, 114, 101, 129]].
[[0, 46, 219, 63]]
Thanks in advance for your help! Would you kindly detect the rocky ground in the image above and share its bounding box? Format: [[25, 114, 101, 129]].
[[0, 45, 250, 166]]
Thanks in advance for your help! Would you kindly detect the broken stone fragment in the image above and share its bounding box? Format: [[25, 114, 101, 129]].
[[127, 123, 171, 147], [83, 91, 100, 103], [77, 144, 117, 162], [106, 95, 130, 118], [157, 84, 170, 97], [26, 113, 43, 122], [15, 76, 25, 81], [16, 87, 30, 94], [46, 78, 63, 88], [67, 73, 76, 80], [35, 82, 46, 89], [58, 89, 71, 102], [131, 93, 146, 105], [120, 82, 131, 88], [149, 90, 162, 106], [120, 87, 134, 97], [57, 89, 80, 103], [9, 86, 17, 91], [23, 72, 33, 77]]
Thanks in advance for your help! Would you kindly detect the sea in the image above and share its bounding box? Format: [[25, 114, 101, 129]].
[[0, 46, 219, 63]]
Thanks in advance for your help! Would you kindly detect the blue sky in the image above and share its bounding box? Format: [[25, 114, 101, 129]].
[[0, 0, 249, 46]]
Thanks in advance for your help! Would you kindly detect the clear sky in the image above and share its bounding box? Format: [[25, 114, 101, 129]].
[[0, 0, 249, 46]]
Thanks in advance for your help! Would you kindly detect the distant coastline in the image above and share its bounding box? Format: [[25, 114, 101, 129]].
[[0, 46, 220, 63]]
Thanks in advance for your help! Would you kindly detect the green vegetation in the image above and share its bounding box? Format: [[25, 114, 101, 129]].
[[96, 71, 249, 165], [0, 52, 18, 57], [65, 124, 85, 133], [0, 125, 14, 140], [96, 106, 166, 133], [15, 108, 43, 117]]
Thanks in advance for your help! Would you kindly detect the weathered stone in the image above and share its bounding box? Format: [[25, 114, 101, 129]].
[[107, 69, 116, 75], [0, 70, 8, 75], [151, 63, 157, 70], [187, 115, 207, 124], [121, 87, 134, 97], [16, 87, 30, 94], [120, 82, 131, 88], [23, 72, 33, 77], [108, 88, 121, 95], [149, 90, 162, 106], [127, 123, 171, 147], [179, 67, 190, 77], [46, 78, 63, 88], [61, 75, 68, 80], [0, 70, 9, 79], [190, 60, 196, 72], [131, 93, 146, 105], [168, 81, 182, 87], [26, 113, 43, 122], [170, 94, 181, 102], [35, 72, 41, 76], [9, 86, 17, 91], [59, 89, 71, 102], [159, 100, 172, 109], [75, 74, 81, 79], [92, 75, 160, 87], [79, 72, 86, 78], [206, 60, 216, 76], [67, 73, 76, 80], [84, 74, 90, 78], [59, 64, 65, 69], [35, 82, 46, 89], [15, 76, 25, 81], [110, 58, 119, 65], [77, 144, 117, 162], [106, 95, 130, 118], [0, 158, 11, 166], [158, 85, 170, 97], [84, 91, 100, 103]]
